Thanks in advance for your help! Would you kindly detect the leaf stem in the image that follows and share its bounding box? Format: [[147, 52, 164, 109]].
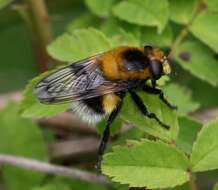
[[168, 0, 206, 59], [189, 172, 198, 190], [25, 0, 54, 71], [0, 154, 109, 186]]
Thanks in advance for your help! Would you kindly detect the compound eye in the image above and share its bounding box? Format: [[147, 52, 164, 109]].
[[149, 59, 163, 80]]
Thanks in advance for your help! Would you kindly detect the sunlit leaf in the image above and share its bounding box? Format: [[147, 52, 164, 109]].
[[163, 83, 200, 115], [141, 25, 173, 47], [174, 40, 218, 86], [113, 0, 169, 33], [47, 28, 111, 62], [85, 0, 119, 18], [191, 119, 218, 172], [177, 116, 202, 154], [67, 13, 101, 32], [169, 0, 198, 24], [102, 140, 189, 188], [20, 70, 70, 118], [189, 11, 218, 52], [120, 92, 179, 142]]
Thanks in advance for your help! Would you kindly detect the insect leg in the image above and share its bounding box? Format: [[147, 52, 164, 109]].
[[96, 93, 125, 170], [142, 84, 177, 110], [129, 90, 170, 129]]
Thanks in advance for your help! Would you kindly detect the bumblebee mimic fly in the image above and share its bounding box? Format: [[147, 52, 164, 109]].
[[35, 45, 176, 169]]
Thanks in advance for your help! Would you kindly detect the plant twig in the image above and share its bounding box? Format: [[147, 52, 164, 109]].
[[168, 0, 205, 59], [25, 0, 54, 71], [0, 154, 109, 185], [189, 172, 198, 190]]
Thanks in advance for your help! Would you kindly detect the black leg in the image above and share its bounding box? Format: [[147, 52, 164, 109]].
[[142, 84, 177, 110], [129, 90, 170, 129], [96, 94, 125, 170]]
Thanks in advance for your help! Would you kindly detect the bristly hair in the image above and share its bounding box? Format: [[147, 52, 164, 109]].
[[71, 101, 105, 124]]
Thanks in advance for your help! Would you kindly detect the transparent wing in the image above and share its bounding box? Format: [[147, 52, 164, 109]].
[[34, 57, 130, 104]]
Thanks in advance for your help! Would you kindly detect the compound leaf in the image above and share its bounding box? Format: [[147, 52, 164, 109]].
[[189, 11, 218, 53], [113, 0, 169, 33], [85, 0, 118, 18], [47, 28, 111, 62], [191, 119, 218, 172], [174, 40, 218, 86], [120, 92, 179, 143], [163, 83, 200, 115], [169, 0, 198, 24], [102, 140, 189, 189]]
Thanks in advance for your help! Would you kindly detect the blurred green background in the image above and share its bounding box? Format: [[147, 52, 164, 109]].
[[1, 0, 218, 190]]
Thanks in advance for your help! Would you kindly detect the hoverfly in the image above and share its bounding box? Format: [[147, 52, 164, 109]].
[[35, 45, 176, 169]]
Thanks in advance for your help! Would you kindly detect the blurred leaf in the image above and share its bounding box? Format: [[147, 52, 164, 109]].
[[120, 92, 179, 143], [102, 140, 189, 189], [0, 103, 48, 190], [96, 117, 122, 135], [47, 28, 111, 62], [141, 25, 173, 47], [0, 22, 38, 93], [49, 177, 107, 190], [163, 83, 200, 115], [169, 0, 198, 24], [214, 183, 218, 190], [85, 0, 118, 18], [0, 0, 13, 9], [67, 13, 101, 32], [100, 17, 140, 38], [177, 116, 202, 154], [189, 11, 218, 52], [191, 119, 218, 172], [174, 40, 218, 86], [113, 127, 144, 146], [100, 18, 140, 46], [20, 70, 70, 118], [163, 183, 191, 190], [207, 0, 218, 12], [110, 30, 140, 47], [32, 183, 70, 190], [112, 0, 169, 33]]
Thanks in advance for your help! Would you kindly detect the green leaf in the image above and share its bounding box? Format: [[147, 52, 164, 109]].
[[112, 0, 169, 33], [0, 0, 13, 9], [96, 117, 122, 135], [163, 183, 191, 190], [85, 0, 118, 18], [0, 103, 48, 190], [32, 183, 70, 190], [174, 40, 218, 86], [163, 83, 200, 115], [102, 140, 189, 189], [100, 17, 141, 38], [47, 28, 111, 62], [49, 177, 107, 190], [207, 0, 218, 12], [169, 0, 198, 24], [191, 118, 218, 172], [177, 116, 202, 154], [100, 18, 140, 47], [120, 92, 179, 142], [189, 11, 218, 52], [141, 25, 173, 47], [20, 70, 70, 118], [67, 13, 101, 32], [214, 183, 218, 190]]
